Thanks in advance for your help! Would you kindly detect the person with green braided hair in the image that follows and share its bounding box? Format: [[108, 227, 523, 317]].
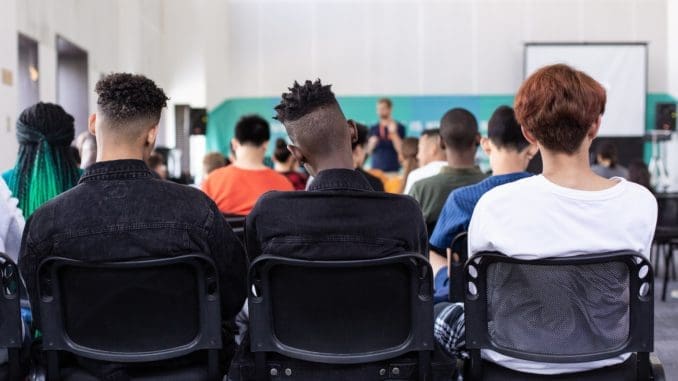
[[2, 103, 82, 218]]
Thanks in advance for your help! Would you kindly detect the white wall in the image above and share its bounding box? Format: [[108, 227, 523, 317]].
[[208, 0, 669, 104], [0, 0, 19, 169], [665, 0, 678, 191]]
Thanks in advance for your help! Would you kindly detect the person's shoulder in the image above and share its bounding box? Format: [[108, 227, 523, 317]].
[[475, 175, 538, 207], [620, 179, 656, 207]]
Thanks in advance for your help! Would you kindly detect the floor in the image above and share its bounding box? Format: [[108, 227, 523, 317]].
[[654, 260, 678, 380], [654, 246, 678, 381]]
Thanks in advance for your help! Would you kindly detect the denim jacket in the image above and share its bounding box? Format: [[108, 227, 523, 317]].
[[19, 159, 248, 327], [245, 168, 428, 262]]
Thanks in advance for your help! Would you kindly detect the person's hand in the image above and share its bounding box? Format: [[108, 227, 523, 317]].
[[387, 120, 398, 135], [368, 135, 379, 145]]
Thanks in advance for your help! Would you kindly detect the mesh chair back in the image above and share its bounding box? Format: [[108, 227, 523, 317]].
[[0, 254, 23, 380], [656, 193, 678, 228], [465, 251, 653, 365], [38, 254, 222, 363], [248, 253, 434, 364]]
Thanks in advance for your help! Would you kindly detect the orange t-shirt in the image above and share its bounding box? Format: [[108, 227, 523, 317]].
[[202, 165, 294, 215]]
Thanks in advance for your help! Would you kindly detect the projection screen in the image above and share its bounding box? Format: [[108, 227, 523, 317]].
[[524, 43, 647, 137]]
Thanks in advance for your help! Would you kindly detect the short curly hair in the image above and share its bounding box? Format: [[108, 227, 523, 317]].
[[95, 73, 168, 123], [274, 79, 337, 122]]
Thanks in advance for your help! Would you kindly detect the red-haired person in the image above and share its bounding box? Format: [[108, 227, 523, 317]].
[[434, 64, 657, 375]]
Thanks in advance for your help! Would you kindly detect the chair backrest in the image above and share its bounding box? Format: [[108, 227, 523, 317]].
[[465, 251, 653, 378], [656, 193, 678, 228], [449, 232, 468, 303], [248, 253, 434, 364], [0, 254, 23, 380], [38, 254, 222, 363], [223, 214, 246, 241]]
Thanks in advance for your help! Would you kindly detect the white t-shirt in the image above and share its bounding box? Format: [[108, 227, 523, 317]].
[[0, 179, 24, 262], [468, 175, 657, 375], [404, 160, 447, 194]]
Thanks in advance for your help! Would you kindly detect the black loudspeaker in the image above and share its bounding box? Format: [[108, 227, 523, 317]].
[[190, 108, 208, 135], [655, 103, 676, 131]]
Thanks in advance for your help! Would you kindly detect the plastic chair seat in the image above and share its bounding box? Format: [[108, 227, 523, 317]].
[[62, 365, 210, 381], [477, 354, 637, 381]]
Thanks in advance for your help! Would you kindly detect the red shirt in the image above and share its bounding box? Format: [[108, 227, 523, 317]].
[[202, 165, 294, 215]]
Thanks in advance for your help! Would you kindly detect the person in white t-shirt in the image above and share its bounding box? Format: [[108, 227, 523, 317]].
[[434, 64, 657, 375], [0, 178, 24, 262], [403, 129, 447, 194]]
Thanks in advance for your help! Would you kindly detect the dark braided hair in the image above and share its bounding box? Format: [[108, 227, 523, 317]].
[[274, 79, 337, 122], [7, 102, 80, 217]]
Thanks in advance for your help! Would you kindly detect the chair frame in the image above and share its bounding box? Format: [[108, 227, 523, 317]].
[[37, 254, 222, 381], [248, 253, 434, 380], [0, 254, 23, 381], [464, 251, 655, 380], [448, 232, 468, 303]]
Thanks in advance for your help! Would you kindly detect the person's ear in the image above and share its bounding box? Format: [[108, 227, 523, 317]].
[[146, 124, 159, 147], [287, 144, 305, 164], [347, 119, 358, 145], [521, 126, 538, 145], [480, 137, 492, 156], [231, 138, 239, 151], [261, 140, 269, 152], [587, 115, 602, 140], [439, 135, 446, 151], [88, 113, 97, 136]]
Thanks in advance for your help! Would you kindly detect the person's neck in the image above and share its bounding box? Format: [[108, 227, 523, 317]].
[[541, 147, 616, 191], [97, 145, 147, 162], [446, 149, 476, 169], [312, 153, 355, 175], [273, 161, 293, 172], [490, 152, 528, 176], [233, 148, 267, 170]]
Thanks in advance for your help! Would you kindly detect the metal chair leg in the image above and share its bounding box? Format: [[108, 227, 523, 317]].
[[662, 246, 672, 302]]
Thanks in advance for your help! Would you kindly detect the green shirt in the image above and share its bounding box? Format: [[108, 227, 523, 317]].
[[408, 166, 488, 226]]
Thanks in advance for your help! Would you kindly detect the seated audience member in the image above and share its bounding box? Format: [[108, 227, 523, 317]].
[[366, 98, 406, 172], [628, 160, 653, 192], [202, 115, 293, 215], [272, 138, 308, 190], [0, 178, 24, 262], [428, 106, 537, 277], [202, 151, 228, 181], [147, 152, 168, 179], [409, 109, 487, 230], [18, 73, 247, 376], [403, 129, 447, 194], [245, 79, 427, 262], [591, 141, 628, 179], [384, 137, 419, 193], [435, 64, 657, 375], [3, 103, 82, 217], [352, 123, 385, 191]]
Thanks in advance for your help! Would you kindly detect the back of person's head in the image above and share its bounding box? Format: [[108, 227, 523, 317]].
[[488, 106, 530, 151], [9, 102, 81, 217], [401, 137, 419, 161], [235, 115, 270, 147], [274, 79, 354, 175], [596, 141, 619, 167], [352, 123, 369, 151], [514, 64, 606, 154], [417, 129, 442, 166], [203, 152, 227, 175], [628, 161, 653, 192], [273, 138, 292, 163], [94, 73, 168, 147], [439, 108, 479, 152]]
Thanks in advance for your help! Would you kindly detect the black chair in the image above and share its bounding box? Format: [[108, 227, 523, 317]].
[[0, 254, 23, 381], [654, 193, 678, 301], [37, 254, 223, 381], [464, 251, 665, 381], [247, 253, 435, 380], [224, 214, 246, 242], [448, 232, 468, 303]]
